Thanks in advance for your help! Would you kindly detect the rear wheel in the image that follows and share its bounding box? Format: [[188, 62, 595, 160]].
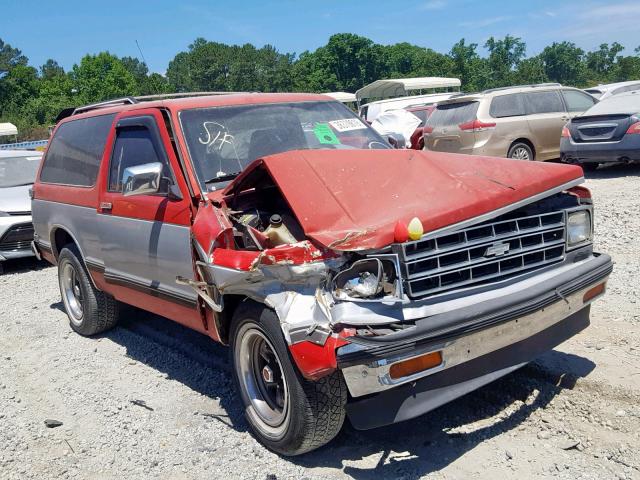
[[508, 142, 534, 161], [230, 302, 346, 455], [57, 245, 119, 336]]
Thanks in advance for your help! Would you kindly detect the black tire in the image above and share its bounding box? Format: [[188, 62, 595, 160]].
[[229, 302, 347, 456], [57, 245, 119, 336], [508, 142, 534, 161], [581, 162, 599, 172]]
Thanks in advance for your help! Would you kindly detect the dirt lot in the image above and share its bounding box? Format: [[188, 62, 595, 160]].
[[1, 165, 639, 480]]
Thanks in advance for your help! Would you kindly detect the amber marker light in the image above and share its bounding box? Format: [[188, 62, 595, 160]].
[[389, 351, 443, 380], [583, 283, 606, 303]]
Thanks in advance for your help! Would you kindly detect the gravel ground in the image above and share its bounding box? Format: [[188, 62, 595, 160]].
[[1, 164, 639, 480]]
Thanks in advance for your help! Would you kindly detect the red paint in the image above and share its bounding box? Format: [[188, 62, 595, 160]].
[[406, 105, 435, 150], [212, 248, 260, 270], [98, 109, 193, 226], [192, 203, 230, 256], [255, 241, 333, 266], [394, 220, 409, 243], [459, 119, 496, 131], [567, 185, 591, 200], [106, 282, 205, 333], [226, 149, 584, 251], [288, 335, 349, 380]]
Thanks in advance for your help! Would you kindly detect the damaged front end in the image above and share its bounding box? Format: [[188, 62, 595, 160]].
[[179, 149, 611, 392]]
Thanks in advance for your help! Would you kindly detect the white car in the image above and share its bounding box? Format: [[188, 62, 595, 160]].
[[584, 80, 640, 100], [356, 77, 461, 122], [0, 150, 43, 270]]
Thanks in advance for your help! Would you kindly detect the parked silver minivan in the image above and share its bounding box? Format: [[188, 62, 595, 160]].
[[424, 84, 598, 161]]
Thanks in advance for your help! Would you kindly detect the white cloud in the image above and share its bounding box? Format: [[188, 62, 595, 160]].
[[421, 0, 446, 10], [459, 15, 511, 28]]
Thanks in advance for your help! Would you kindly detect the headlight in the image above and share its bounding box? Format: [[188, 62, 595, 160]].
[[567, 210, 592, 247], [332, 258, 401, 301]]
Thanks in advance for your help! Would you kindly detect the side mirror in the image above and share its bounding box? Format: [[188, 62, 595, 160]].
[[387, 133, 406, 149], [122, 162, 163, 197]]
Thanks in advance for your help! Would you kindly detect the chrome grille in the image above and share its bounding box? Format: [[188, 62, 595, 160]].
[[397, 211, 566, 298], [0, 223, 34, 252]]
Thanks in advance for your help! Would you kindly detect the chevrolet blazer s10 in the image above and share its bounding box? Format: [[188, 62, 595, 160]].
[[31, 93, 612, 455]]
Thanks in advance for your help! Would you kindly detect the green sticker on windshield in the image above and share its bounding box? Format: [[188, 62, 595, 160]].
[[313, 123, 340, 145]]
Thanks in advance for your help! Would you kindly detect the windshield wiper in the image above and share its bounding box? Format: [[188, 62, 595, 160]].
[[204, 172, 242, 184]]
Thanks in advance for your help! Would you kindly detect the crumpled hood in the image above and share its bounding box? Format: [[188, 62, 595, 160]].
[[0, 184, 32, 214], [226, 149, 584, 251]]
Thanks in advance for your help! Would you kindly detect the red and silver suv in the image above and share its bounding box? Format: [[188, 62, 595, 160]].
[[32, 93, 612, 455]]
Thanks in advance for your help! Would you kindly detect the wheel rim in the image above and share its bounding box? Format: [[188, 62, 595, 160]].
[[60, 262, 83, 323], [237, 327, 289, 435], [511, 146, 531, 160]]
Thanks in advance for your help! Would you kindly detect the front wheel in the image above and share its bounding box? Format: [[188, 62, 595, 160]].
[[230, 303, 347, 455], [508, 142, 534, 161]]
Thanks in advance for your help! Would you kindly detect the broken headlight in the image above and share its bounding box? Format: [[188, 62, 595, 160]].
[[567, 209, 592, 249], [332, 258, 402, 301]]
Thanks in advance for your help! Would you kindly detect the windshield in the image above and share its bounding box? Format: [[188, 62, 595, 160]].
[[0, 154, 42, 188], [179, 101, 390, 190]]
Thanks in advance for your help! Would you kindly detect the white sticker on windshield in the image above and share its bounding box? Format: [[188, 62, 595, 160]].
[[329, 118, 367, 132]]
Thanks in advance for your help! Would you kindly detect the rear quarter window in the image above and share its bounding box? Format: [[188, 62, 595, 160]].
[[525, 91, 565, 114], [40, 113, 115, 186], [427, 101, 479, 127], [489, 93, 526, 118], [562, 90, 597, 112]]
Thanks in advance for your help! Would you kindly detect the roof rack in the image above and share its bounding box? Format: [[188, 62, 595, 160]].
[[73, 97, 139, 115], [55, 91, 254, 124], [135, 91, 251, 101], [482, 83, 562, 94]]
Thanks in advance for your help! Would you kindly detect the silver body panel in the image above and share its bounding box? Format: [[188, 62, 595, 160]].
[[97, 214, 196, 302], [31, 198, 196, 303], [32, 199, 102, 266]]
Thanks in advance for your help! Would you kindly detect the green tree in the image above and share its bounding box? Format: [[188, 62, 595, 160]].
[[0, 38, 27, 77], [539, 42, 587, 86], [585, 42, 624, 82], [449, 39, 489, 91], [514, 56, 548, 84], [484, 35, 526, 87], [70, 52, 139, 103], [40, 59, 64, 80]]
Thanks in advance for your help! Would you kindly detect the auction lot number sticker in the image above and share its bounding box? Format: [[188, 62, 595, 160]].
[[329, 118, 367, 132]]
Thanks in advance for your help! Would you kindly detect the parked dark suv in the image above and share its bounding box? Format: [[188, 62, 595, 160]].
[[32, 93, 612, 455]]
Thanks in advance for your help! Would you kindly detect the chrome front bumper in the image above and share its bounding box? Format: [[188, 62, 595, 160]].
[[340, 260, 610, 398]]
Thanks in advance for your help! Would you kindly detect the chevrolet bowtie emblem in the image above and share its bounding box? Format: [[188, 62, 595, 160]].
[[485, 242, 510, 257]]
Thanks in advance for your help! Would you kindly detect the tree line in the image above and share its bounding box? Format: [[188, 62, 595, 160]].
[[2, 34, 640, 140]]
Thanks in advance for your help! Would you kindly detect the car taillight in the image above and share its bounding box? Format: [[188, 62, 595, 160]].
[[458, 119, 496, 131], [423, 125, 434, 134], [626, 121, 640, 134], [561, 126, 571, 138]]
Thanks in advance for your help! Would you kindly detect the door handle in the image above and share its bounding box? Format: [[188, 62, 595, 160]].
[[99, 202, 112, 213]]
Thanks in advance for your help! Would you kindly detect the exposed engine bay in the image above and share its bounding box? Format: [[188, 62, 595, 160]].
[[183, 150, 591, 350]]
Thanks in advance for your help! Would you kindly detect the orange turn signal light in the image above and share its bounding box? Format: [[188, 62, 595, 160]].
[[389, 351, 443, 380], [583, 283, 606, 303]]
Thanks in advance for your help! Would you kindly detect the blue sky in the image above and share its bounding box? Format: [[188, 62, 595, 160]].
[[2, 0, 640, 74]]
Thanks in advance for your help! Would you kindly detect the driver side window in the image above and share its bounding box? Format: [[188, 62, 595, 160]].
[[108, 122, 173, 193]]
